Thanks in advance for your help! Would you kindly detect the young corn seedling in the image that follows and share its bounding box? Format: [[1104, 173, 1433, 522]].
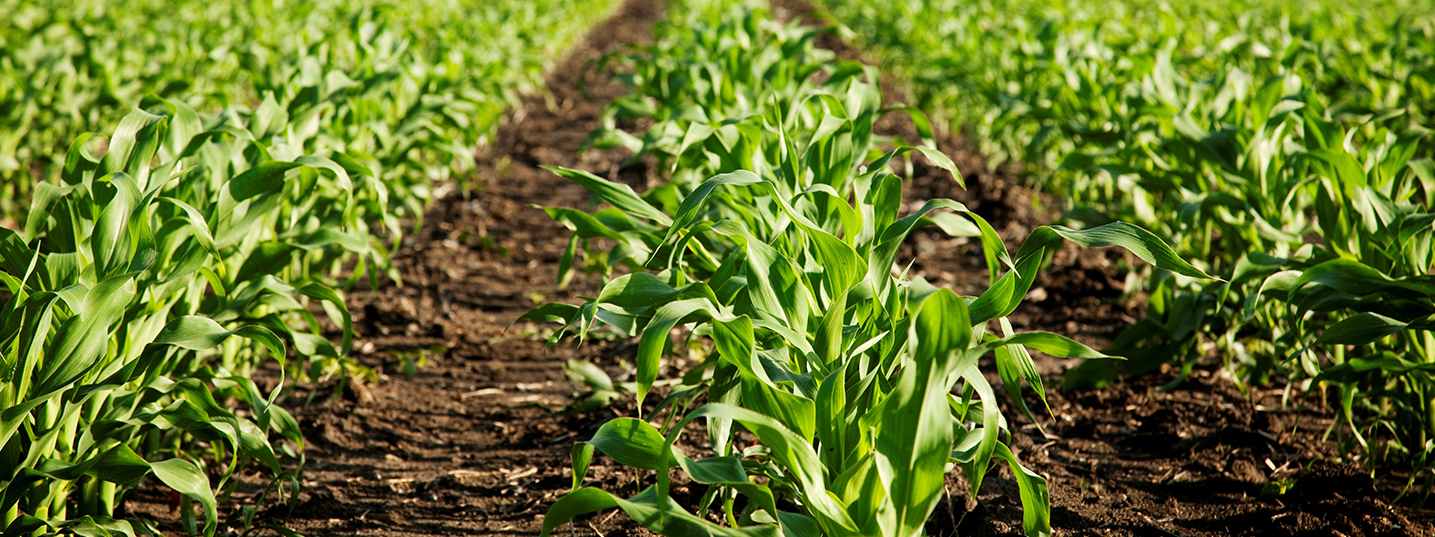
[[0, 1, 629, 532], [588, 4, 832, 171], [524, 8, 1211, 531], [1238, 118, 1435, 501], [0, 0, 624, 223], [530, 153, 1209, 537], [0, 99, 378, 535], [810, 0, 1435, 500], [813, 0, 1435, 404]]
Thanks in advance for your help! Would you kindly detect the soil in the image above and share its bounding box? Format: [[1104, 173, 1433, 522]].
[[123, 0, 1435, 535]]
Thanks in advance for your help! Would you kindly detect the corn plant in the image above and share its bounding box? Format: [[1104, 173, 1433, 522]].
[[0, 99, 384, 534], [816, 0, 1434, 184], [0, 0, 630, 532], [532, 160, 1208, 536], [813, 0, 1434, 372], [587, 5, 832, 169], [0, 0, 623, 223], [1236, 120, 1435, 500], [815, 0, 1435, 498], [524, 7, 1211, 534]]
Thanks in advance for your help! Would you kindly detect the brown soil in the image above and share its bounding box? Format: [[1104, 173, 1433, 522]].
[[122, 0, 1435, 535], [981, 369, 1432, 537]]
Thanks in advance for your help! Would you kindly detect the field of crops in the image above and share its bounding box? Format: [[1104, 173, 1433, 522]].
[[816, 0, 1435, 494], [3, 0, 1434, 536]]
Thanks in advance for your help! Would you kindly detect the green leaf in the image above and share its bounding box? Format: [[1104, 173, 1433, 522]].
[[871, 290, 969, 537], [235, 242, 296, 283], [993, 443, 1050, 537], [101, 109, 167, 188], [149, 459, 218, 537], [1030, 223, 1213, 280], [157, 197, 220, 262], [970, 331, 1113, 361], [676, 455, 749, 484], [22, 182, 75, 244], [227, 161, 302, 202], [513, 303, 581, 326], [540, 487, 621, 537], [545, 166, 673, 225], [35, 275, 135, 394], [250, 93, 289, 141], [598, 273, 716, 311], [586, 418, 676, 470], [540, 486, 780, 537], [667, 170, 764, 238], [910, 289, 971, 372], [152, 316, 236, 350], [298, 283, 353, 355], [571, 443, 594, 491], [1293, 259, 1435, 296], [567, 359, 615, 392], [91, 174, 143, 280], [1315, 312, 1407, 347], [0, 228, 41, 286], [1308, 148, 1368, 193], [661, 404, 858, 535], [635, 299, 720, 407]]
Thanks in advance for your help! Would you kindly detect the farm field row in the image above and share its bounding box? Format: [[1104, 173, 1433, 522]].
[[0, 0, 623, 221], [0, 0, 620, 535], [816, 0, 1435, 499], [2, 0, 1434, 535], [525, 1, 1222, 535]]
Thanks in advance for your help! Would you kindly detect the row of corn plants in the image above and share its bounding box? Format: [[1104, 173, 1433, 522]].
[[529, 6, 1211, 536], [814, 0, 1435, 501], [0, 0, 623, 222], [0, 97, 375, 535], [813, 0, 1434, 184], [0, 0, 627, 533]]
